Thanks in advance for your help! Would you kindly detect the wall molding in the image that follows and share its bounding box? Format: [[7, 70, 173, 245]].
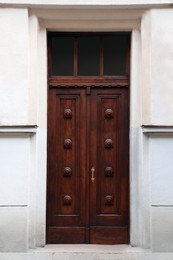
[[142, 126, 173, 133], [0, 126, 37, 134]]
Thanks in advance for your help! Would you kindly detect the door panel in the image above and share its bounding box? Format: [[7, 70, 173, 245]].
[[90, 88, 129, 244], [47, 87, 129, 244], [47, 88, 87, 243]]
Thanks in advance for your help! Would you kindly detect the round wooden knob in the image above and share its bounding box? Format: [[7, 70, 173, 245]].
[[63, 195, 72, 205], [64, 167, 72, 177], [104, 138, 113, 148], [105, 194, 114, 205], [105, 166, 113, 177], [64, 108, 72, 119], [105, 108, 113, 119], [64, 139, 72, 149]]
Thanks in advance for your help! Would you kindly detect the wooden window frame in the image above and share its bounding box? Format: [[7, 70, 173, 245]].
[[48, 32, 131, 87]]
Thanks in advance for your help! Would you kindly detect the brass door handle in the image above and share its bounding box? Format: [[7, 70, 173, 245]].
[[91, 167, 95, 182]]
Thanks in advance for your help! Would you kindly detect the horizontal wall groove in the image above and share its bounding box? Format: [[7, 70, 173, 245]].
[[0, 125, 38, 134], [142, 126, 173, 133], [152, 205, 173, 207], [0, 205, 28, 207]]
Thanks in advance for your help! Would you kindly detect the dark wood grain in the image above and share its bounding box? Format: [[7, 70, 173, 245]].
[[47, 227, 86, 244], [47, 32, 130, 244], [47, 88, 87, 243], [48, 76, 128, 87], [90, 227, 128, 244], [74, 37, 78, 76], [89, 88, 129, 243], [100, 36, 104, 76]]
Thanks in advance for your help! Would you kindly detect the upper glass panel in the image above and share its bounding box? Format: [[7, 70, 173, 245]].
[[104, 35, 127, 75], [52, 37, 74, 76], [50, 34, 129, 77], [78, 37, 100, 76]]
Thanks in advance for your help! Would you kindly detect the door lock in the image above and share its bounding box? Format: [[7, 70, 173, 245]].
[[91, 167, 95, 182]]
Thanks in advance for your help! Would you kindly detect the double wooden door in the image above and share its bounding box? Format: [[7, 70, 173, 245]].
[[47, 86, 129, 244]]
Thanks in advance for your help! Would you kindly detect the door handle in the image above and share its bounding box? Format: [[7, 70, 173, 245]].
[[91, 167, 95, 182]]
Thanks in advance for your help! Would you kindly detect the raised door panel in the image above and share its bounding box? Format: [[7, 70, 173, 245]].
[[47, 86, 129, 244], [47, 88, 87, 243], [90, 88, 129, 244]]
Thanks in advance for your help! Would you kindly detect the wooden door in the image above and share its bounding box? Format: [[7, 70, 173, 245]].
[[47, 88, 87, 243], [47, 33, 130, 244], [89, 88, 129, 244]]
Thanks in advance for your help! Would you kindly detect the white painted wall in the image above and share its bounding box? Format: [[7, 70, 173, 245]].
[[0, 207, 28, 252], [150, 10, 173, 125], [150, 134, 173, 251], [141, 9, 173, 251], [0, 0, 173, 6], [0, 2, 173, 255], [141, 9, 173, 125], [0, 9, 28, 125], [151, 135, 173, 206], [0, 134, 30, 251], [0, 135, 29, 205]]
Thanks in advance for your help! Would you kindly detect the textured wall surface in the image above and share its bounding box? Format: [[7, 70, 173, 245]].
[[0, 3, 173, 254], [0, 9, 28, 125]]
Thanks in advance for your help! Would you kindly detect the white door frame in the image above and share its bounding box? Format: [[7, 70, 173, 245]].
[[28, 7, 151, 249]]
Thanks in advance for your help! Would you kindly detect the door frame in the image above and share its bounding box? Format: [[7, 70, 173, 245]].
[[27, 9, 151, 249], [46, 32, 130, 244]]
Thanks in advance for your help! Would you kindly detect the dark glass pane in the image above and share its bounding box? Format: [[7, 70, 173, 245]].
[[78, 37, 100, 76], [52, 37, 74, 76], [104, 36, 127, 75]]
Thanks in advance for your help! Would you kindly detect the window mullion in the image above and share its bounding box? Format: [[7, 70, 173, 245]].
[[74, 37, 78, 76], [100, 36, 104, 76]]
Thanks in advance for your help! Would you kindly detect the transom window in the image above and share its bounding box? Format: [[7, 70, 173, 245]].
[[49, 33, 130, 77]]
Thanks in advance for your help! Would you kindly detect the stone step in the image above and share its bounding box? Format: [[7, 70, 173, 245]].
[[1, 252, 173, 260]]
